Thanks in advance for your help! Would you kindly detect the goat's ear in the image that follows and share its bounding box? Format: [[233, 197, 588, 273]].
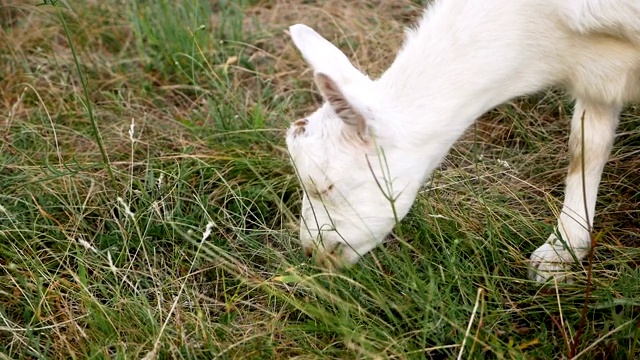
[[314, 72, 367, 138], [289, 24, 364, 84], [290, 24, 370, 139]]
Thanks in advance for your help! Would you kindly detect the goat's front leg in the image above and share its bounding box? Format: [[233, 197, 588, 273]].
[[529, 99, 620, 283]]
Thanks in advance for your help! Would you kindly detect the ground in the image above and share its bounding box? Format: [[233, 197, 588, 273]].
[[0, 0, 639, 358]]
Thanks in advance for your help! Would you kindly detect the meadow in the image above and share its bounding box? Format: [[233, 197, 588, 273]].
[[1, 0, 639, 358]]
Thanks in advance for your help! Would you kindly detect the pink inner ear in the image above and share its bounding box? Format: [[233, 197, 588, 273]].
[[293, 119, 308, 127], [314, 73, 368, 137]]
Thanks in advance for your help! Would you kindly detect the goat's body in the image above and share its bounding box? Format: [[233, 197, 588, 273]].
[[382, 0, 640, 122], [375, 0, 640, 281], [287, 0, 640, 281]]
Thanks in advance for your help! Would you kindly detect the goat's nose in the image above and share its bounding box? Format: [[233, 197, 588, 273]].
[[303, 246, 313, 258]]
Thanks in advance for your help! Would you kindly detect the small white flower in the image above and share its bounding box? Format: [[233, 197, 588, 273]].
[[156, 173, 164, 190], [497, 159, 510, 169], [117, 197, 135, 220], [128, 118, 135, 141], [202, 222, 214, 242], [107, 251, 117, 275], [77, 237, 98, 253]]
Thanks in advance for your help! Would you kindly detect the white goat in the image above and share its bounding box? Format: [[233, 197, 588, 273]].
[[286, 0, 640, 282]]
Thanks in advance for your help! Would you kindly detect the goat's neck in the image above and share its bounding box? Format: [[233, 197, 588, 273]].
[[375, 5, 558, 182]]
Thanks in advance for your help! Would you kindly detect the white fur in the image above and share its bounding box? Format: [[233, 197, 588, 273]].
[[286, 0, 640, 281]]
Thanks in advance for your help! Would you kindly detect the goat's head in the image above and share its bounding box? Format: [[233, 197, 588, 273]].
[[286, 25, 421, 269]]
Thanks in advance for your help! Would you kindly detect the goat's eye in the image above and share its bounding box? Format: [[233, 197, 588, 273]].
[[307, 184, 335, 199], [320, 184, 335, 197]]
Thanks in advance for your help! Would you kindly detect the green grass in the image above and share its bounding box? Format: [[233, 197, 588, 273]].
[[1, 0, 639, 358]]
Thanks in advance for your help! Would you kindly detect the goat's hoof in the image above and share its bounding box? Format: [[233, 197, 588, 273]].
[[529, 239, 576, 284]]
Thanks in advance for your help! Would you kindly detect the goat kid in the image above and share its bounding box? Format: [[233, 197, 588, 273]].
[[285, 0, 640, 282]]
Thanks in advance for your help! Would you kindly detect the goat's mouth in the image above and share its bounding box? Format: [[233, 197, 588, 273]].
[[305, 242, 353, 271]]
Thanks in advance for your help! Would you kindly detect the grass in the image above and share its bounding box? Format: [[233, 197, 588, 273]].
[[1, 0, 639, 358]]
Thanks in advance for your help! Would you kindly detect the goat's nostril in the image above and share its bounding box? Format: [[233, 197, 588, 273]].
[[328, 242, 342, 255], [304, 246, 313, 258]]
